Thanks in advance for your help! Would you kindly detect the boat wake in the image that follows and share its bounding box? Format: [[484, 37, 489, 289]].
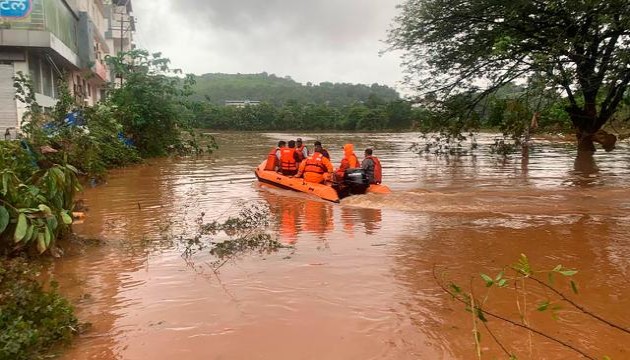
[[341, 187, 629, 216]]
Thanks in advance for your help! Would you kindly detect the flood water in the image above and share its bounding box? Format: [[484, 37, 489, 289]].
[[51, 132, 630, 360]]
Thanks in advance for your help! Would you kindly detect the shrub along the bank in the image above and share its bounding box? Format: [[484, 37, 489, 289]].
[[12, 49, 211, 182], [46, 104, 143, 177], [0, 141, 79, 255], [0, 259, 78, 360], [12, 71, 142, 180], [106, 50, 210, 157], [1, 49, 213, 358], [4, 51, 212, 255]]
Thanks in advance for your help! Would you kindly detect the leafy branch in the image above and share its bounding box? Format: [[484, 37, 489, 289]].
[[434, 254, 627, 359], [180, 202, 291, 271], [527, 274, 630, 334]]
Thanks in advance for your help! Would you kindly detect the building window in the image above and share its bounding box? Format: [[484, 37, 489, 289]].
[[42, 60, 53, 97], [28, 54, 42, 94], [75, 75, 82, 97], [53, 75, 63, 99], [88, 83, 92, 97]]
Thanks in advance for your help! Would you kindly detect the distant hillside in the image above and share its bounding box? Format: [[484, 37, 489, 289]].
[[192, 72, 400, 107]]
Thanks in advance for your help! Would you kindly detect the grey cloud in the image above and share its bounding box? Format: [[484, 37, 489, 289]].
[[132, 0, 406, 90], [167, 0, 398, 47]]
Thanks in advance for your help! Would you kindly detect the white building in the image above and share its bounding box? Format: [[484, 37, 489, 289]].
[[225, 100, 262, 108], [104, 0, 134, 56], [0, 0, 134, 138]]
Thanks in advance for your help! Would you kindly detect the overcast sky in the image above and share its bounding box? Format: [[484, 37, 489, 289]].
[[132, 0, 406, 92]]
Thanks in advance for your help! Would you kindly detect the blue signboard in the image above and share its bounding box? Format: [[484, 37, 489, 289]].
[[0, 0, 32, 18]]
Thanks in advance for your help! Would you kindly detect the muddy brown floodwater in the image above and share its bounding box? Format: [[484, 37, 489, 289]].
[[50, 133, 630, 360]]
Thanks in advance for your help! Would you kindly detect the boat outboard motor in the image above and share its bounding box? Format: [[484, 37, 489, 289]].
[[343, 168, 370, 195]]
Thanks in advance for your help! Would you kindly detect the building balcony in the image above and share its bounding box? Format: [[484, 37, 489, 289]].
[[93, 59, 109, 82], [78, 11, 110, 81], [0, 29, 80, 68]]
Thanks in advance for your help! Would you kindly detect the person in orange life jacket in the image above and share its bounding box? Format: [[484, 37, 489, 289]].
[[296, 138, 309, 160], [313, 141, 330, 160], [265, 140, 285, 171], [335, 143, 360, 180], [280, 140, 301, 176], [294, 143, 334, 184], [361, 148, 383, 184], [275, 140, 286, 162]]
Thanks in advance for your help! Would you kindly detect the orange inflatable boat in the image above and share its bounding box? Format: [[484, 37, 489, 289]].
[[254, 160, 391, 203]]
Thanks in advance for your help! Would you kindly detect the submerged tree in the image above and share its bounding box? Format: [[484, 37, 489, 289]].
[[388, 0, 630, 152]]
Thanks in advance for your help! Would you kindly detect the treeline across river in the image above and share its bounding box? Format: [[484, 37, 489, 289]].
[[187, 81, 583, 133], [191, 72, 400, 106], [189, 97, 427, 131]]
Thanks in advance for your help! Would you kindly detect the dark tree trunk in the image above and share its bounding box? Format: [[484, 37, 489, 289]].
[[569, 108, 617, 153], [571, 109, 597, 153], [576, 132, 596, 152]]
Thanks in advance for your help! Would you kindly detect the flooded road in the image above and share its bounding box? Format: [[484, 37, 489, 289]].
[[51, 133, 630, 359]]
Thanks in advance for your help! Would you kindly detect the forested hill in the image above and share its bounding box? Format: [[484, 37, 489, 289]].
[[191, 73, 400, 106]]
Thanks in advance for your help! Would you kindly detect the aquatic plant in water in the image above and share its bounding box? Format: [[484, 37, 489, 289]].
[[181, 202, 289, 270]]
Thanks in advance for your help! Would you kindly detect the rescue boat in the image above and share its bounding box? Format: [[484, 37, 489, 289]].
[[254, 160, 391, 203]]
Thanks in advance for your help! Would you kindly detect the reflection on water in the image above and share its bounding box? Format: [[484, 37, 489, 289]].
[[52, 133, 630, 360], [342, 206, 382, 236], [570, 151, 601, 187], [258, 185, 384, 244]]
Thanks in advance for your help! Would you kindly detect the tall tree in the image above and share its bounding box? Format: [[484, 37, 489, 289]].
[[388, 0, 630, 152]]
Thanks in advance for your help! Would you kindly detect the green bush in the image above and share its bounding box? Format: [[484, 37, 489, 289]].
[[0, 142, 38, 181], [46, 105, 142, 178], [106, 50, 199, 157], [0, 141, 80, 255], [0, 259, 77, 360], [13, 72, 143, 180]]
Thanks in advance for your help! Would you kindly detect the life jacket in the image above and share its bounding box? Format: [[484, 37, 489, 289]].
[[366, 155, 382, 184], [265, 147, 278, 171], [295, 145, 306, 162], [296, 145, 308, 159], [343, 144, 359, 168], [280, 148, 298, 171], [348, 154, 359, 168], [304, 153, 327, 174]]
